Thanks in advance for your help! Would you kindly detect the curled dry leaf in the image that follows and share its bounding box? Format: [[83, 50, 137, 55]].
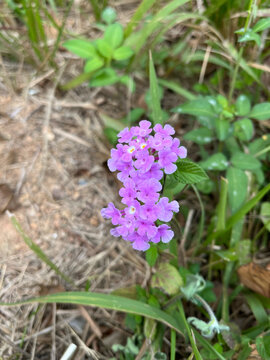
[[237, 262, 270, 298], [0, 183, 18, 213]]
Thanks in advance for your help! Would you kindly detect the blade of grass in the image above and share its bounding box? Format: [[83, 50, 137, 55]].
[[7, 211, 75, 286], [149, 51, 163, 125], [177, 301, 203, 360], [193, 329, 227, 360], [124, 0, 158, 38], [171, 329, 176, 360], [191, 184, 205, 246], [0, 291, 185, 337], [158, 78, 195, 100], [244, 293, 269, 324]]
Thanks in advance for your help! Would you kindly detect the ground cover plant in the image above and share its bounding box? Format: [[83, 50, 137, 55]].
[[0, 0, 270, 359]]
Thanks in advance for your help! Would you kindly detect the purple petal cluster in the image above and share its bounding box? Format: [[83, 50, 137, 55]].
[[101, 121, 187, 251]]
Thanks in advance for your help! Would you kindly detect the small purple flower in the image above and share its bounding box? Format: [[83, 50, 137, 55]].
[[157, 197, 179, 222], [117, 127, 134, 143], [101, 203, 121, 225], [119, 179, 137, 205], [154, 124, 175, 136], [137, 178, 162, 203], [135, 120, 152, 137], [171, 138, 187, 159], [134, 149, 154, 173], [151, 224, 174, 243], [128, 232, 150, 251], [158, 149, 178, 174], [140, 203, 159, 222], [136, 219, 157, 238]]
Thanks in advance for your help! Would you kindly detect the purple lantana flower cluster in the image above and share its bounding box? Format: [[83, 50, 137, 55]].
[[101, 121, 187, 251]]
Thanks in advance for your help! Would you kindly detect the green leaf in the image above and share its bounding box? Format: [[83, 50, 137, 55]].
[[227, 167, 248, 213], [256, 335, 270, 360], [146, 245, 158, 267], [235, 94, 251, 116], [158, 78, 195, 101], [0, 291, 185, 336], [104, 23, 124, 49], [124, 0, 157, 37], [90, 68, 119, 87], [151, 263, 183, 295], [103, 127, 118, 145], [184, 127, 213, 145], [231, 152, 261, 171], [253, 18, 270, 33], [249, 134, 270, 160], [235, 239, 251, 266], [174, 159, 208, 184], [238, 29, 261, 46], [196, 179, 215, 194], [101, 7, 117, 24], [233, 118, 254, 141], [260, 202, 270, 231], [149, 52, 163, 125], [250, 102, 270, 121], [113, 46, 134, 60], [216, 249, 238, 262], [63, 39, 97, 59], [245, 294, 268, 324], [172, 98, 216, 118], [200, 153, 229, 171], [97, 38, 113, 59], [84, 56, 104, 73], [214, 118, 230, 141]]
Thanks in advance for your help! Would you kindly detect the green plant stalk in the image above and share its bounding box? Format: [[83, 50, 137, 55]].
[[89, 0, 102, 21], [208, 177, 228, 280], [254, 144, 270, 158], [204, 182, 270, 246], [7, 212, 75, 286], [191, 185, 205, 246], [228, 0, 256, 103], [177, 301, 203, 360], [170, 329, 176, 360], [149, 51, 163, 125]]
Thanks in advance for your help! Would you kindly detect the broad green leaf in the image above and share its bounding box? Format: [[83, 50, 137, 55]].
[[101, 7, 117, 24], [214, 118, 230, 141], [245, 294, 268, 324], [256, 335, 270, 360], [90, 68, 119, 87], [227, 167, 248, 213], [97, 38, 113, 59], [172, 98, 216, 119], [149, 52, 163, 125], [253, 18, 270, 33], [260, 202, 270, 231], [235, 94, 251, 116], [113, 46, 134, 60], [216, 249, 238, 262], [250, 102, 270, 121], [200, 153, 229, 171], [249, 134, 270, 160], [0, 292, 185, 336], [235, 239, 251, 266], [231, 152, 261, 171], [146, 245, 158, 267], [104, 23, 124, 49], [225, 136, 241, 156], [103, 127, 118, 145], [184, 127, 213, 145], [196, 179, 215, 194], [174, 159, 208, 184], [63, 39, 97, 59], [151, 263, 183, 295], [233, 118, 254, 141], [238, 29, 261, 46], [84, 56, 104, 73]]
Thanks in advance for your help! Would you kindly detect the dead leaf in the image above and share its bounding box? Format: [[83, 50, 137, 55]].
[[0, 183, 16, 213], [238, 262, 270, 298]]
